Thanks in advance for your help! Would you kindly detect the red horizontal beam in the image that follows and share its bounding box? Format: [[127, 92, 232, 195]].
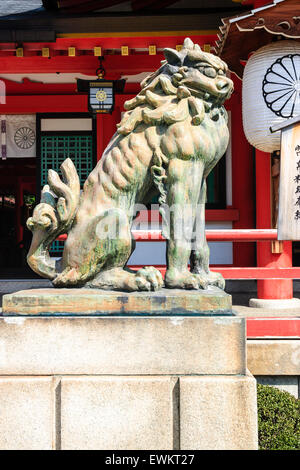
[[210, 267, 300, 280], [0, 90, 137, 113], [3, 80, 77, 95], [247, 318, 300, 338], [0, 54, 162, 74], [0, 95, 88, 114]]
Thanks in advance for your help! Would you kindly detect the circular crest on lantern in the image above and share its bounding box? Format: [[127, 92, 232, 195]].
[[262, 54, 300, 118], [14, 127, 36, 149], [96, 89, 107, 102]]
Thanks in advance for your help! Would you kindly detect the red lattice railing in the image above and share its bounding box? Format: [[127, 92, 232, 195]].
[[57, 229, 300, 280]]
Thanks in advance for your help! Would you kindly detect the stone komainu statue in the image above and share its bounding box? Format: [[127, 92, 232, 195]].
[[27, 38, 233, 291]]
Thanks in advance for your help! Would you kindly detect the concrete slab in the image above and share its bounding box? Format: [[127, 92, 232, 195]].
[[248, 339, 300, 375]]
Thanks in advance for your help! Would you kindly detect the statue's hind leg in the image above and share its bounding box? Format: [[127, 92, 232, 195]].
[[85, 210, 163, 291], [53, 208, 129, 286], [54, 207, 163, 291], [87, 266, 164, 291]]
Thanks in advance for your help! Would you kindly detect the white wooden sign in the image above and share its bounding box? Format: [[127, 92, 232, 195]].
[[276, 118, 300, 240]]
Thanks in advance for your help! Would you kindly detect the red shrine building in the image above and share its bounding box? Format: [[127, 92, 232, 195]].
[[0, 0, 299, 303]]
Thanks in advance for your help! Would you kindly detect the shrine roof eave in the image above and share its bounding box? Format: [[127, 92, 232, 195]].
[[215, 0, 300, 79], [0, 8, 248, 42]]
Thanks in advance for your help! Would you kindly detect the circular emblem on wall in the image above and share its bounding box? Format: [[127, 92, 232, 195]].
[[262, 54, 300, 118], [96, 89, 107, 102], [14, 127, 36, 149]]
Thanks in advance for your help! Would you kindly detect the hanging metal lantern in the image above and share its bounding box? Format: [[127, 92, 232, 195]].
[[242, 40, 300, 153], [77, 57, 125, 115], [87, 79, 114, 114]]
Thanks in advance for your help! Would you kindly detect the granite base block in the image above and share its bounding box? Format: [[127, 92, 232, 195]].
[[0, 377, 56, 450], [0, 373, 257, 450], [60, 376, 178, 450], [0, 316, 246, 375], [180, 374, 258, 450]]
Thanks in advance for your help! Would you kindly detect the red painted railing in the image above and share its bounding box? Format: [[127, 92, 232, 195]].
[[57, 229, 300, 279], [58, 228, 278, 242]]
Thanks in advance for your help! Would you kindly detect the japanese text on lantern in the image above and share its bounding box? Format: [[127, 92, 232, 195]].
[[294, 144, 300, 220]]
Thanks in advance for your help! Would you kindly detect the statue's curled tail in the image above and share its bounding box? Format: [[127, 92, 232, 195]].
[[26, 158, 80, 280]]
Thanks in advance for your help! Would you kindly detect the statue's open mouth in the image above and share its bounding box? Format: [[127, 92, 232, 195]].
[[186, 83, 232, 103]]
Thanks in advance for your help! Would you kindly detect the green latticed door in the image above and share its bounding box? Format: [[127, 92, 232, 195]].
[[41, 135, 93, 187], [40, 134, 94, 255]]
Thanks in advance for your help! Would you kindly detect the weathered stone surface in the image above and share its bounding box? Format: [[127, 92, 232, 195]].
[[0, 316, 245, 375], [0, 377, 56, 450], [248, 339, 300, 375], [180, 374, 258, 450], [256, 376, 299, 398], [2, 287, 232, 315], [60, 376, 177, 450]]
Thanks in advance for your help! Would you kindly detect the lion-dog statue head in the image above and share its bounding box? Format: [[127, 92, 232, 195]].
[[117, 37, 233, 135]]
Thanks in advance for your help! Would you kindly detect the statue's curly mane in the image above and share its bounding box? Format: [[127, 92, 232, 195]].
[[116, 37, 229, 212], [117, 69, 206, 137], [117, 38, 228, 136]]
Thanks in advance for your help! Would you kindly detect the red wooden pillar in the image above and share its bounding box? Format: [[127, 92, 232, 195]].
[[96, 114, 104, 161], [96, 107, 121, 161], [230, 76, 255, 267], [96, 113, 113, 161], [249, 0, 293, 300], [256, 150, 293, 299]]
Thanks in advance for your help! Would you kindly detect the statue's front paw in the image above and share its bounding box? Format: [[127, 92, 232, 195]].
[[165, 269, 208, 290], [135, 266, 164, 291], [53, 267, 82, 286], [206, 271, 225, 290]]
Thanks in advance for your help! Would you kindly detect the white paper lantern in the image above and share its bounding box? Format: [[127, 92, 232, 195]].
[[242, 40, 300, 153]]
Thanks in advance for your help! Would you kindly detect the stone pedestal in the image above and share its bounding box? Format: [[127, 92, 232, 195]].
[[0, 288, 258, 450], [2, 286, 231, 315]]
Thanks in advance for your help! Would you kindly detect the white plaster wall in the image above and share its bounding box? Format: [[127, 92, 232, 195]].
[[41, 118, 92, 132], [128, 221, 233, 266]]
